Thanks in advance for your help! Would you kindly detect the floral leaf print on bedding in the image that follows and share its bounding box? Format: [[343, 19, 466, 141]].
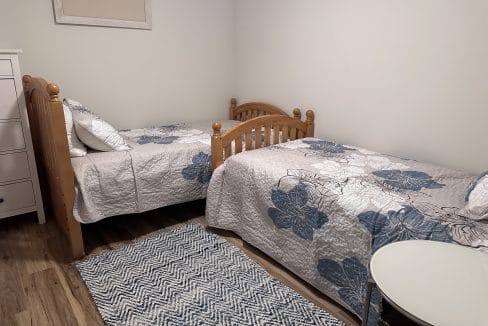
[[415, 202, 488, 250], [345, 153, 410, 170], [268, 183, 328, 240], [302, 140, 356, 155], [317, 257, 380, 325], [157, 124, 182, 133], [137, 135, 179, 145], [312, 160, 366, 180], [373, 170, 445, 191], [283, 169, 406, 216], [358, 206, 452, 252], [285, 169, 341, 199], [182, 152, 212, 184], [336, 179, 406, 216]]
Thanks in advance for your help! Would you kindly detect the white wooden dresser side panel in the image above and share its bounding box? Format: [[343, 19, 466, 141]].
[[0, 51, 45, 223]]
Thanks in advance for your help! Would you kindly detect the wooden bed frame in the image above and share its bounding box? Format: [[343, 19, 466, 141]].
[[211, 111, 315, 169], [22, 75, 308, 259]]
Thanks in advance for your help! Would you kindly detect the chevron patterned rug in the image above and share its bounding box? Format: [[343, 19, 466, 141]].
[[75, 223, 344, 325]]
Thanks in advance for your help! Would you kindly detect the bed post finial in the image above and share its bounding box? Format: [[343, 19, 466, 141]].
[[230, 98, 237, 120], [22, 75, 32, 90], [305, 110, 315, 137], [22, 75, 32, 96], [47, 83, 60, 102], [293, 108, 301, 120], [212, 122, 222, 136], [211, 122, 224, 170]]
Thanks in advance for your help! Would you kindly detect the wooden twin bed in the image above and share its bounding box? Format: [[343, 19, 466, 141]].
[[22, 75, 315, 259], [205, 114, 483, 323]]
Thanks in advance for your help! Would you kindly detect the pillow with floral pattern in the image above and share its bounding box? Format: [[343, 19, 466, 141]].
[[460, 172, 488, 220], [64, 98, 130, 152], [62, 103, 87, 157]]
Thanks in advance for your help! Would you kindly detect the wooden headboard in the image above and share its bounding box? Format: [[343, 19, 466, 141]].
[[229, 98, 290, 121], [22, 75, 84, 259]]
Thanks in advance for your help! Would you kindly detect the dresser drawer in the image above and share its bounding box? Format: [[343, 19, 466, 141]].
[[0, 60, 13, 76], [0, 152, 30, 183], [0, 121, 25, 152], [0, 181, 35, 214], [0, 79, 20, 119]]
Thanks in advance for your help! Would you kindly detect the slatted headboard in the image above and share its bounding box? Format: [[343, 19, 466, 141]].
[[229, 98, 291, 121]]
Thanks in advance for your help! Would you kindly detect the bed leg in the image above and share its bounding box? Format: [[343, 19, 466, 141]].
[[361, 277, 375, 326], [68, 221, 85, 259]]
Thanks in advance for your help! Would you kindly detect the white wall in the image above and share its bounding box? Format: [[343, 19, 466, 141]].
[[1, 0, 486, 173], [0, 0, 235, 129], [235, 0, 488, 173]]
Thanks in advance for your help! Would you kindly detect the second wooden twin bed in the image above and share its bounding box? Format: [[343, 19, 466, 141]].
[[206, 136, 488, 323]]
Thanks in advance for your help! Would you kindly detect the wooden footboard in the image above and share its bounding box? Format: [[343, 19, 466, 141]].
[[212, 110, 315, 169], [22, 76, 85, 259]]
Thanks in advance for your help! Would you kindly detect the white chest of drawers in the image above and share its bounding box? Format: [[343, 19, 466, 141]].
[[0, 50, 44, 223]]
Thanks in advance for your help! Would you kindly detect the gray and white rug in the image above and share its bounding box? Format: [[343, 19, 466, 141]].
[[75, 223, 344, 325]]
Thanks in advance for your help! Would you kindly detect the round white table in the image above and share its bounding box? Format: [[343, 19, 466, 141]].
[[368, 240, 488, 326]]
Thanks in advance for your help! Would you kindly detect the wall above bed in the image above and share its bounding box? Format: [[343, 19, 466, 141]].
[[0, 0, 235, 129], [234, 0, 488, 174], [1, 0, 486, 173]]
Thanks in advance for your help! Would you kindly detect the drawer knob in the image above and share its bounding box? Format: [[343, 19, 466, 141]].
[[0, 198, 3, 204]]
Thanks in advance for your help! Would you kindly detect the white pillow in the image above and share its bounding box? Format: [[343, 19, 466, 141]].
[[63, 103, 87, 157], [64, 98, 130, 152], [462, 172, 488, 220]]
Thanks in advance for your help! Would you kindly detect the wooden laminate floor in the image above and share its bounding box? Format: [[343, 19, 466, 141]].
[[0, 200, 360, 326]]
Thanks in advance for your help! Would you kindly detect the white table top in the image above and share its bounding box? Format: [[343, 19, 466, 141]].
[[370, 240, 488, 326]]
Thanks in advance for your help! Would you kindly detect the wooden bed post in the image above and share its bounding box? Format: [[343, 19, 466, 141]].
[[211, 122, 224, 170], [292, 108, 302, 139], [305, 110, 315, 137], [229, 98, 237, 120], [46, 84, 85, 259], [293, 108, 302, 120]]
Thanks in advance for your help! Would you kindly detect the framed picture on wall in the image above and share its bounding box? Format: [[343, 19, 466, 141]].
[[53, 0, 151, 30]]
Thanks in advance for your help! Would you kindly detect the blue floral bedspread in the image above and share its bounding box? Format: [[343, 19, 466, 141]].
[[206, 138, 488, 323], [71, 121, 238, 223]]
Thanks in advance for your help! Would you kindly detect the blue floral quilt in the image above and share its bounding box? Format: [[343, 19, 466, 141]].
[[206, 138, 487, 323], [71, 121, 238, 223]]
